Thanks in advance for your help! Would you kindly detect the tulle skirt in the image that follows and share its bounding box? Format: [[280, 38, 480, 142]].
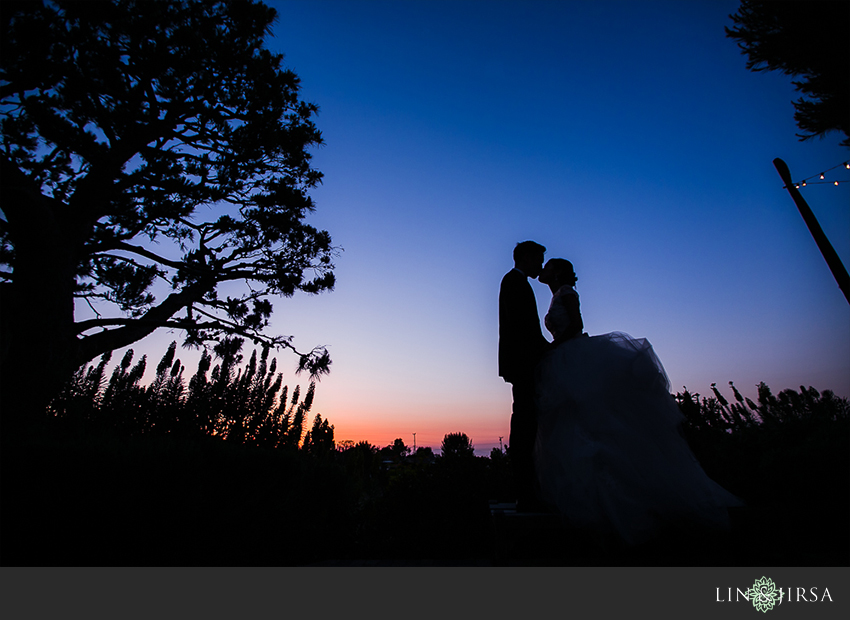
[[534, 332, 742, 545]]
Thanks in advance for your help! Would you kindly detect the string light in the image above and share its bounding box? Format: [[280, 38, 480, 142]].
[[788, 160, 850, 189]]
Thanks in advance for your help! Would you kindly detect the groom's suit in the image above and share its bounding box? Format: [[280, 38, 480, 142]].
[[499, 268, 549, 507]]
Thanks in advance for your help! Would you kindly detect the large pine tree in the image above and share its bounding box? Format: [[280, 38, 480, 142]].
[[1, 0, 336, 428]]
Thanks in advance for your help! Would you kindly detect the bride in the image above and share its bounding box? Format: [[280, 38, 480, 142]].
[[533, 258, 742, 545]]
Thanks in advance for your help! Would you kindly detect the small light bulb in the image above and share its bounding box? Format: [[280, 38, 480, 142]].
[[835, 181, 839, 186], [820, 173, 825, 179], [802, 180, 807, 186], [795, 184, 800, 189], [845, 163, 850, 169]]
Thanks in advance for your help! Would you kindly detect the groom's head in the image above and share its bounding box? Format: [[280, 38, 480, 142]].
[[513, 241, 546, 279]]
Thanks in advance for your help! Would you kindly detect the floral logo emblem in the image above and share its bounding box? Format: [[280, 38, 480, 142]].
[[746, 577, 784, 613]]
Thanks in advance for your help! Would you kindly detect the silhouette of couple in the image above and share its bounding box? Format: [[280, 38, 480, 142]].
[[499, 241, 740, 545]]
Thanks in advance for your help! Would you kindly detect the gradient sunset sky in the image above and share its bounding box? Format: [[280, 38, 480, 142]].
[[97, 0, 850, 454]]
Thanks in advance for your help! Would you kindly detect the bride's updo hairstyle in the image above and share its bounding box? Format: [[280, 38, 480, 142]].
[[540, 258, 575, 286]]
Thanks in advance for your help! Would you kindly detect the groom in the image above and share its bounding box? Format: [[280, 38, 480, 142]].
[[499, 240, 549, 512]]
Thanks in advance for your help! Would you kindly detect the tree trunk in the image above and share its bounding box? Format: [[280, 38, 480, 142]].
[[0, 203, 80, 437]]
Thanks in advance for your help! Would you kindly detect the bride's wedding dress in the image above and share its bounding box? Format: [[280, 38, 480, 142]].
[[533, 285, 742, 545]]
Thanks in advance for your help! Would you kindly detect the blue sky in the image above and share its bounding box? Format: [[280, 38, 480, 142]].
[[107, 0, 849, 453]]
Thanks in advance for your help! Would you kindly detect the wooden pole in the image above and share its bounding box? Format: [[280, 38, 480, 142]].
[[773, 158, 850, 306]]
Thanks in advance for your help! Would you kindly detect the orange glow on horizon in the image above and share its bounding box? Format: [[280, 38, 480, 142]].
[[312, 393, 513, 453]]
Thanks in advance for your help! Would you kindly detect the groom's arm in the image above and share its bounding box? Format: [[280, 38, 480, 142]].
[[499, 272, 548, 375]]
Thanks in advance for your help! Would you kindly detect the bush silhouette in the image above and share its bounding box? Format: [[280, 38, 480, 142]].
[[50, 338, 320, 451]]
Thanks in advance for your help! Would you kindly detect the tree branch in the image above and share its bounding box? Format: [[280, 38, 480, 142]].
[[111, 242, 188, 271], [74, 280, 209, 364]]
